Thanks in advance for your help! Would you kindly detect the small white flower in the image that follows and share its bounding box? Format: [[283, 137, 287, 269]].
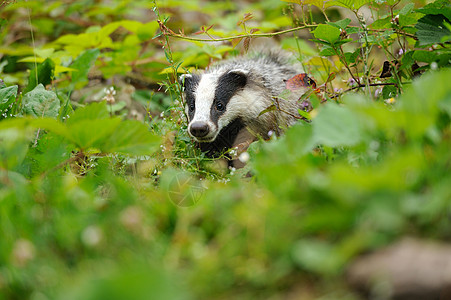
[[81, 225, 103, 247], [431, 62, 438, 70], [238, 152, 250, 163], [268, 130, 273, 137]]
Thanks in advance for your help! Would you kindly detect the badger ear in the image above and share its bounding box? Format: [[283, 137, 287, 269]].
[[228, 69, 249, 77], [227, 69, 248, 87], [178, 73, 193, 88]]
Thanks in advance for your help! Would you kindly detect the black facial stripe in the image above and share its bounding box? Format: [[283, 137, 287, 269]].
[[199, 118, 245, 157], [210, 71, 247, 126], [182, 74, 200, 121]]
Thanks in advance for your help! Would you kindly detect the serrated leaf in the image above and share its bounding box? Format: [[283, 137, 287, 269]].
[[0, 85, 18, 109], [313, 24, 341, 44], [415, 0, 451, 21], [22, 84, 60, 118], [415, 14, 451, 46], [328, 0, 371, 10], [25, 58, 55, 93]]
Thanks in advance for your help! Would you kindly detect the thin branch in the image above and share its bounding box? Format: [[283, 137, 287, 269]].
[[159, 24, 319, 43], [329, 82, 410, 99]]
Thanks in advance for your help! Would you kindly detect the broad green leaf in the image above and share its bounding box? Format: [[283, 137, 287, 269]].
[[101, 120, 161, 155], [69, 49, 100, 90], [22, 84, 60, 118], [67, 118, 121, 150], [415, 0, 451, 22], [312, 103, 365, 147], [412, 50, 451, 65], [0, 128, 31, 170], [24, 58, 55, 93], [312, 24, 341, 44], [0, 85, 18, 111], [415, 14, 451, 46], [328, 0, 371, 10], [66, 101, 109, 125]]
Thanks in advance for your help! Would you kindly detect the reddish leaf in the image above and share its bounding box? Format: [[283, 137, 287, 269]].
[[237, 13, 253, 25], [231, 38, 243, 48], [285, 73, 317, 91], [243, 37, 250, 52]]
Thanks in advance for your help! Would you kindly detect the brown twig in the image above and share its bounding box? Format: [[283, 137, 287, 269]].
[[329, 82, 408, 99], [158, 23, 318, 43]]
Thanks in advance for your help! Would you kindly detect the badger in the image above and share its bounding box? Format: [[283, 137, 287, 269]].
[[179, 52, 307, 157]]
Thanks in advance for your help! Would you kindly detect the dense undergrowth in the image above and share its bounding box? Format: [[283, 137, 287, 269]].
[[1, 0, 451, 299]]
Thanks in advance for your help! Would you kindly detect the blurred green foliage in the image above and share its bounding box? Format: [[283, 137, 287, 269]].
[[1, 0, 451, 299]]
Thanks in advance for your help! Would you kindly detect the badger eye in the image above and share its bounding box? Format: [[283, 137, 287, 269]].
[[189, 103, 195, 112], [216, 102, 224, 111]]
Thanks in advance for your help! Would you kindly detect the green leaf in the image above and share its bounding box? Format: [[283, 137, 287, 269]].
[[312, 103, 365, 147], [258, 104, 277, 117], [137, 22, 159, 41], [413, 50, 451, 65], [22, 84, 60, 118], [24, 58, 55, 93], [328, 0, 371, 10], [344, 51, 359, 64], [370, 16, 391, 29], [415, 0, 451, 21], [66, 101, 109, 125], [312, 24, 341, 44], [327, 18, 351, 29], [69, 49, 100, 90], [0, 85, 18, 111], [101, 120, 161, 155], [67, 118, 121, 150], [415, 14, 451, 46], [0, 128, 31, 170], [298, 109, 312, 120]]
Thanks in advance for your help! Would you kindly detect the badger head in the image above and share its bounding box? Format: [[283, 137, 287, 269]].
[[179, 69, 249, 144]]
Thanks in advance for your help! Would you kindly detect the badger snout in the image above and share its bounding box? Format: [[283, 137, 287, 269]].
[[189, 121, 210, 138]]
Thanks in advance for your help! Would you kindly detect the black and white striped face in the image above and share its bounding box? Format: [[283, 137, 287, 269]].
[[180, 69, 248, 143]]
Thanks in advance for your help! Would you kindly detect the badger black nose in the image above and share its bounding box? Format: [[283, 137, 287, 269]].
[[189, 122, 210, 138]]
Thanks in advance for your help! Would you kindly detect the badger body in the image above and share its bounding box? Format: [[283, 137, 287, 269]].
[[180, 52, 304, 156]]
